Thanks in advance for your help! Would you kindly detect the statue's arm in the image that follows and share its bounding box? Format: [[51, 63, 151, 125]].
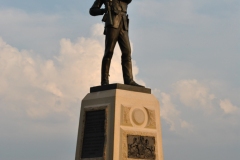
[[89, 0, 106, 16]]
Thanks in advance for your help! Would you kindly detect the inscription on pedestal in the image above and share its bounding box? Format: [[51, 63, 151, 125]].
[[81, 110, 106, 158], [127, 135, 155, 159]]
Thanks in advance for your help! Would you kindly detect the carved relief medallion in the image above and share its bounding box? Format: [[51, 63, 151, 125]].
[[129, 107, 149, 128]]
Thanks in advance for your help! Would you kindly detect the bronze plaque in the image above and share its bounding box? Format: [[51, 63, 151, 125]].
[[127, 135, 155, 159], [81, 110, 105, 158]]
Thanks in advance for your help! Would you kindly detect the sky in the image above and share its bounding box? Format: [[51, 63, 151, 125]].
[[0, 0, 239, 160]]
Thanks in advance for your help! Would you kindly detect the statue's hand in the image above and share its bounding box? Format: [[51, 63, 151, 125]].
[[100, 8, 108, 15], [103, 8, 108, 13]]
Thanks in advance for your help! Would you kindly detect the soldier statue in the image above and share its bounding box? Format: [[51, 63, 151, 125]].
[[90, 0, 144, 87]]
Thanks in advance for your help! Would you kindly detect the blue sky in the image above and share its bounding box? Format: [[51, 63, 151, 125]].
[[0, 0, 239, 160]]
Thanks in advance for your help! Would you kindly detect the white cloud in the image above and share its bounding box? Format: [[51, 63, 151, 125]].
[[0, 3, 239, 160], [220, 99, 239, 114], [91, 23, 104, 36], [180, 120, 192, 129], [153, 89, 193, 132], [160, 92, 180, 131], [0, 8, 90, 57], [136, 0, 200, 23], [136, 0, 239, 22], [0, 9, 60, 43], [154, 78, 240, 133], [0, 23, 143, 120], [173, 79, 215, 111]]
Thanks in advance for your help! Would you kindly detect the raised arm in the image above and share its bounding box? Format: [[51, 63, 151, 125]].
[[89, 0, 106, 16]]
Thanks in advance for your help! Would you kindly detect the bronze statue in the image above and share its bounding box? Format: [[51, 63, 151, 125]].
[[90, 0, 144, 87]]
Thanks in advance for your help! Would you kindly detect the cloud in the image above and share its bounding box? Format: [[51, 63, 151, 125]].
[[0, 8, 93, 58], [160, 92, 180, 131], [136, 0, 240, 21], [173, 79, 215, 111], [0, 23, 143, 120], [153, 89, 193, 132], [0, 2, 240, 160], [135, 0, 202, 24], [153, 78, 240, 134], [172, 79, 240, 116], [220, 99, 239, 114], [91, 23, 104, 36], [180, 120, 192, 129]]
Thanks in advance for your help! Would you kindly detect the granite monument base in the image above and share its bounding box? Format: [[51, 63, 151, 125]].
[[75, 84, 163, 160]]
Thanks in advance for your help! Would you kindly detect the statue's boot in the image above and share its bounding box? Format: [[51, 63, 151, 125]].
[[122, 59, 144, 87], [101, 58, 111, 85]]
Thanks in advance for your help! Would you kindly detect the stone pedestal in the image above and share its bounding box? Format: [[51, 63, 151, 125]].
[[75, 84, 163, 160]]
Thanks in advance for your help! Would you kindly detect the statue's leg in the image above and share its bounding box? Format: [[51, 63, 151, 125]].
[[101, 26, 120, 85], [118, 23, 144, 87]]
